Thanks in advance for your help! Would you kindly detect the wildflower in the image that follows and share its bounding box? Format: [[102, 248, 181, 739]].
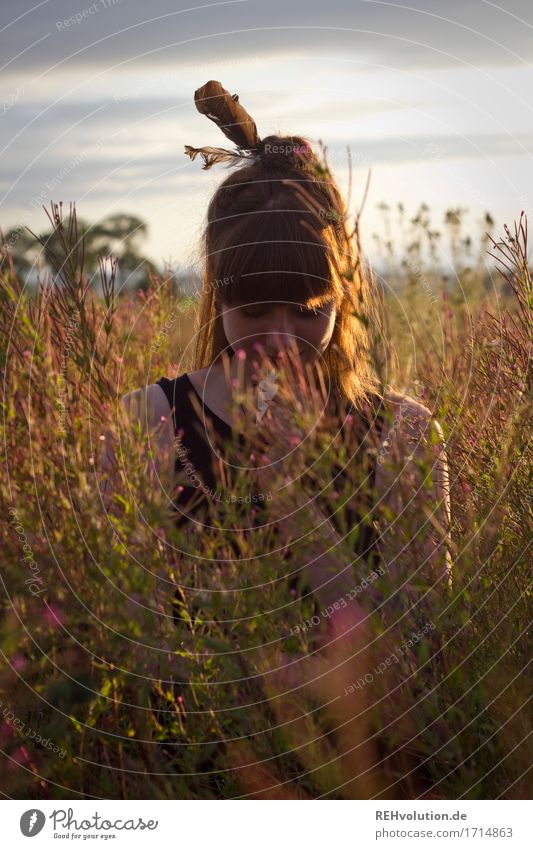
[[43, 604, 64, 628], [12, 653, 26, 671], [8, 745, 33, 771]]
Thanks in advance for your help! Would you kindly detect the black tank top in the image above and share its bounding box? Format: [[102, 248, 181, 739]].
[[156, 372, 238, 528], [156, 372, 384, 622]]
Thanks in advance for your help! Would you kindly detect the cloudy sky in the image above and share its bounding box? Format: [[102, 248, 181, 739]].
[[1, 0, 532, 275]]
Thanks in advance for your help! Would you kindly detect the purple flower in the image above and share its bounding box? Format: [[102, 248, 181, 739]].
[[12, 653, 26, 671], [43, 605, 64, 628]]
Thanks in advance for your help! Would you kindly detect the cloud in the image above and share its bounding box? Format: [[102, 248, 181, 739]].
[[2, 0, 531, 267], [1, 0, 532, 78], [2, 127, 530, 226]]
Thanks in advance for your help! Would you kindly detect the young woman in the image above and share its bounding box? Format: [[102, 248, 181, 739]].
[[99, 82, 453, 793], [104, 80, 451, 650]]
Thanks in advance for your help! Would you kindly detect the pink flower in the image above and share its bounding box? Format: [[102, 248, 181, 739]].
[[12, 653, 26, 671], [43, 604, 64, 628], [236, 348, 247, 361], [289, 436, 301, 448], [461, 480, 472, 495], [8, 745, 32, 771]]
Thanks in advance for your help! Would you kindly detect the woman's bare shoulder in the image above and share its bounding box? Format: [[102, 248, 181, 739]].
[[98, 385, 174, 507], [380, 388, 444, 445], [382, 387, 432, 419], [122, 383, 172, 431]]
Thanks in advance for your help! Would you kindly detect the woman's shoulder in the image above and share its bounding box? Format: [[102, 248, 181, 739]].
[[351, 387, 432, 420], [379, 387, 444, 447], [121, 382, 173, 430], [382, 387, 432, 419]]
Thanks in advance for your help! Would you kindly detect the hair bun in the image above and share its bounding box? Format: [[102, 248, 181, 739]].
[[256, 135, 315, 170]]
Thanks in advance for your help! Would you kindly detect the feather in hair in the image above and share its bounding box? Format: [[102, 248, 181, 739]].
[[192, 80, 261, 151], [183, 144, 254, 171]]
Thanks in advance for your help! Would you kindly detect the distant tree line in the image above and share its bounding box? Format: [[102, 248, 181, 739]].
[[1, 210, 162, 291]]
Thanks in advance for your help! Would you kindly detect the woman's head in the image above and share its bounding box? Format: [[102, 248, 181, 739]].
[[187, 83, 381, 409]]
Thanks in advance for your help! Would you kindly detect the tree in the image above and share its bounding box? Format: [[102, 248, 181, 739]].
[[1, 207, 159, 288]]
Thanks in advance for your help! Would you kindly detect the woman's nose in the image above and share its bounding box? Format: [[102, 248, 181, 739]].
[[264, 312, 298, 357], [264, 329, 298, 360]]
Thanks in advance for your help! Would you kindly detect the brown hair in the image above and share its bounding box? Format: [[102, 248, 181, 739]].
[[186, 83, 382, 410]]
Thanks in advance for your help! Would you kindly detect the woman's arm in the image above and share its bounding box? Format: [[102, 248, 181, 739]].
[[373, 391, 453, 593], [97, 384, 175, 512]]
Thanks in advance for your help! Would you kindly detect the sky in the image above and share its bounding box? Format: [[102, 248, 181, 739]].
[[1, 0, 532, 278]]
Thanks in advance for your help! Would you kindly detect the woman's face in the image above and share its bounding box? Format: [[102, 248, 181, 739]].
[[220, 297, 337, 379]]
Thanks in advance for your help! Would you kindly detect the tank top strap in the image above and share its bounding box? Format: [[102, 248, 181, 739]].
[[155, 374, 195, 437]]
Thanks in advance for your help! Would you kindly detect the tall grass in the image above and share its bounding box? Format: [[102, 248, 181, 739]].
[[0, 200, 530, 799]]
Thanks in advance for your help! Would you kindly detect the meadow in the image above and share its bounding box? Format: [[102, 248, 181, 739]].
[[0, 192, 530, 800]]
